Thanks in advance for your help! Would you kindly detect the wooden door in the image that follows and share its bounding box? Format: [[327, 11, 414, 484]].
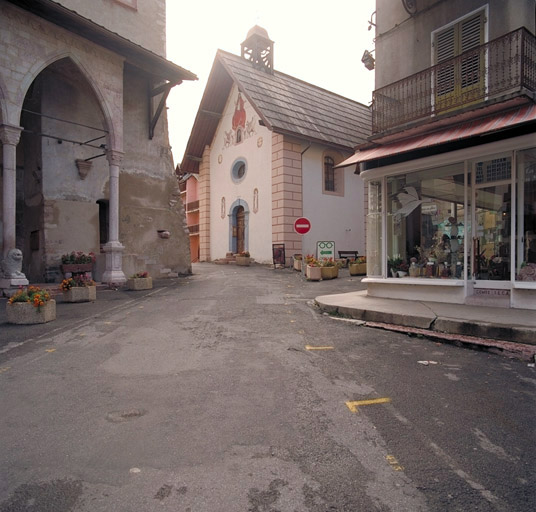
[[236, 206, 245, 253]]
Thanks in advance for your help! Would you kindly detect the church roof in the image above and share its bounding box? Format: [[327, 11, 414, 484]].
[[181, 49, 371, 173]]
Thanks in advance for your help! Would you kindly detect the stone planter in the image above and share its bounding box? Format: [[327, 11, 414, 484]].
[[236, 256, 251, 266], [6, 300, 56, 324], [62, 285, 97, 303], [306, 265, 322, 281], [321, 266, 338, 280], [127, 277, 153, 290], [293, 259, 302, 271], [349, 263, 367, 276]]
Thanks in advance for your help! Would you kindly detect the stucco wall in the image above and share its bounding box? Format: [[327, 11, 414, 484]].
[[301, 144, 366, 258], [55, 0, 166, 57], [209, 85, 273, 263], [375, 0, 536, 89]]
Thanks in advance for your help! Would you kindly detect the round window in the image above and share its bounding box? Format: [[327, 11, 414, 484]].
[[231, 159, 247, 182]]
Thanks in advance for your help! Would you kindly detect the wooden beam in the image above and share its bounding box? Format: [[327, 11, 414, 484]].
[[200, 109, 222, 119], [151, 80, 181, 97], [186, 154, 203, 162]]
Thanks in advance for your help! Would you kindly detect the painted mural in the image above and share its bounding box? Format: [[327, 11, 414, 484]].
[[223, 93, 257, 149]]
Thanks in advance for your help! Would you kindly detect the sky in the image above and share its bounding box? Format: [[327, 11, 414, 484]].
[[165, 0, 377, 166]]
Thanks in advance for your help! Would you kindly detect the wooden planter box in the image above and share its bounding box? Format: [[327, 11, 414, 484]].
[[6, 300, 56, 324], [61, 263, 93, 274], [321, 266, 339, 280], [62, 285, 97, 303], [306, 265, 322, 281], [127, 277, 153, 290], [236, 256, 251, 266], [349, 263, 367, 276]]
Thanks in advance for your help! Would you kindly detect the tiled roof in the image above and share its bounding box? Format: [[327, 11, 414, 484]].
[[219, 51, 370, 148], [181, 50, 371, 173]]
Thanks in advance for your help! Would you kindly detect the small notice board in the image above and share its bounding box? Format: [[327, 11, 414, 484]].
[[272, 243, 286, 268], [316, 241, 335, 260]]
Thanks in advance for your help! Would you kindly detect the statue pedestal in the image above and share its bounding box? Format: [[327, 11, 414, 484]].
[[0, 277, 30, 297]]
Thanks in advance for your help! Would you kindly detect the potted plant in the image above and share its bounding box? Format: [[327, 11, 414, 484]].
[[388, 255, 409, 277], [236, 251, 251, 266], [127, 271, 153, 290], [349, 256, 367, 276], [293, 254, 303, 271], [61, 251, 96, 276], [6, 286, 56, 324], [60, 274, 97, 302], [305, 258, 322, 281], [320, 258, 338, 279]]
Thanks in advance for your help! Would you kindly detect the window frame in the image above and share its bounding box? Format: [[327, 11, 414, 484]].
[[322, 152, 344, 197]]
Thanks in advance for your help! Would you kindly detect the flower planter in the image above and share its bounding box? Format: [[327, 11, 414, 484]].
[[349, 263, 367, 276], [127, 277, 153, 290], [306, 265, 322, 281], [236, 256, 251, 266], [6, 300, 56, 324], [321, 266, 338, 280], [61, 263, 93, 274], [62, 285, 97, 303], [293, 259, 302, 271]]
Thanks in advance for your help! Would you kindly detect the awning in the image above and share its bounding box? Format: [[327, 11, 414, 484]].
[[336, 103, 536, 169]]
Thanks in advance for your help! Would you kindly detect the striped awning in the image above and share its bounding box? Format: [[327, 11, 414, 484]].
[[337, 103, 536, 169]]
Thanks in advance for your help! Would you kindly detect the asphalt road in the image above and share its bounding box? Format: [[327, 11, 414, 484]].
[[0, 263, 534, 511]]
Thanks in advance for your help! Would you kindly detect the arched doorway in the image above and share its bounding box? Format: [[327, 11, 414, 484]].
[[229, 199, 249, 254], [18, 58, 109, 281]]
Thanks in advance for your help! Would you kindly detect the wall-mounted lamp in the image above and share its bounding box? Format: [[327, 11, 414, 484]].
[[367, 11, 376, 31], [361, 50, 375, 71]]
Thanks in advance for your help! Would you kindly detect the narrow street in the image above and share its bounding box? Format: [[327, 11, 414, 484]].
[[0, 263, 534, 512]]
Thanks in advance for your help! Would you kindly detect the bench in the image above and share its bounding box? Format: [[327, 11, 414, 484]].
[[338, 251, 359, 261]]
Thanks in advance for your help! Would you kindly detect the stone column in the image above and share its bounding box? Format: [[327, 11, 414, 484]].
[[102, 149, 126, 284], [0, 124, 28, 287]]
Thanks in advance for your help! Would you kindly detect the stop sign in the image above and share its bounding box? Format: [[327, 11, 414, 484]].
[[294, 217, 311, 235]]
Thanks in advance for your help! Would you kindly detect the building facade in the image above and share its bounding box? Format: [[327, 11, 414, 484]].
[[0, 0, 196, 291], [177, 172, 200, 262], [181, 27, 370, 265], [339, 0, 536, 309]]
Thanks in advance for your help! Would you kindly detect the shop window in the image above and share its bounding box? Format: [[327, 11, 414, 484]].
[[387, 164, 465, 279], [516, 148, 536, 281]]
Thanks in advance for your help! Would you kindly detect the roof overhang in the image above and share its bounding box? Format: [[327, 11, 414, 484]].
[[337, 103, 536, 170], [6, 0, 197, 82]]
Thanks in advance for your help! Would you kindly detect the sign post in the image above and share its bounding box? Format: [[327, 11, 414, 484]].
[[294, 217, 311, 235]]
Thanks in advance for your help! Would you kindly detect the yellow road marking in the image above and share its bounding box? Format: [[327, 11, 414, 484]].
[[0, 366, 11, 374], [386, 455, 404, 471], [45, 349, 56, 353], [346, 397, 391, 413], [305, 345, 334, 350], [290, 320, 296, 323]]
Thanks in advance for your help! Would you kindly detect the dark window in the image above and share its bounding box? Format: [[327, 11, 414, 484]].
[[324, 156, 335, 192]]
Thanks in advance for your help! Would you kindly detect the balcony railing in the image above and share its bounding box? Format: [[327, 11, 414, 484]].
[[372, 27, 536, 134], [188, 224, 199, 235], [186, 200, 199, 212]]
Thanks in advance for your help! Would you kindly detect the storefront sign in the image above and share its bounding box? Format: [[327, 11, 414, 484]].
[[317, 241, 335, 260]]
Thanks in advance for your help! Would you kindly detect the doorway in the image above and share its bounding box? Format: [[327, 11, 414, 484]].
[[471, 155, 512, 283], [229, 199, 249, 254]]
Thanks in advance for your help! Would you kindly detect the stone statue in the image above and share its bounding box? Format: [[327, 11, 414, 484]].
[[1, 248, 25, 278]]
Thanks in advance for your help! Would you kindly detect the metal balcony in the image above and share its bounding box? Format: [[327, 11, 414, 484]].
[[372, 27, 536, 135], [188, 224, 199, 235], [185, 200, 200, 212]]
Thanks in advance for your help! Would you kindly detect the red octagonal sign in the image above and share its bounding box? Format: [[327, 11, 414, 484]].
[[294, 217, 311, 235]]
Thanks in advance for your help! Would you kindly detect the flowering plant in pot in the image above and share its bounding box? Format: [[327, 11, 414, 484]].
[[236, 251, 251, 266], [7, 286, 56, 324], [60, 274, 97, 302], [349, 256, 367, 276], [61, 251, 96, 276], [320, 258, 338, 280], [127, 271, 153, 290]]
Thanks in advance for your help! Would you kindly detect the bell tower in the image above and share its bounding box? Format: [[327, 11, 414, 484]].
[[241, 25, 274, 74]]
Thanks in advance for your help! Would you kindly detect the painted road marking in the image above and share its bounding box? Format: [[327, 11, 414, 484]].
[[346, 397, 391, 413], [305, 345, 334, 350], [45, 349, 56, 353], [386, 455, 404, 471], [0, 366, 11, 374]]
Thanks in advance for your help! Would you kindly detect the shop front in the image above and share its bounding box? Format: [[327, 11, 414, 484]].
[[361, 135, 536, 309]]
